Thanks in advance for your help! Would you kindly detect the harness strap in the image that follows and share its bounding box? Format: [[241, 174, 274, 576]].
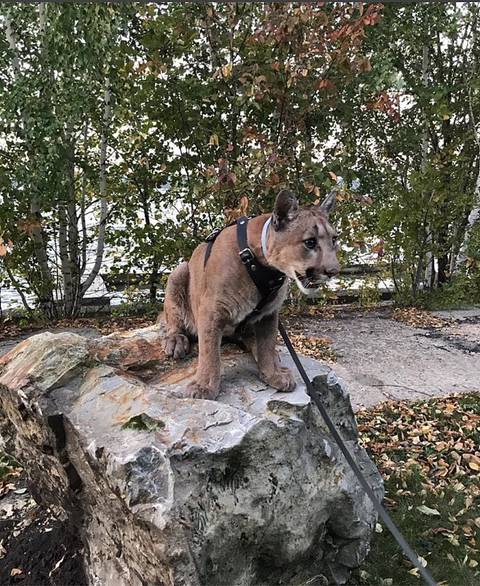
[[236, 216, 286, 314], [203, 216, 286, 317], [203, 227, 222, 268]]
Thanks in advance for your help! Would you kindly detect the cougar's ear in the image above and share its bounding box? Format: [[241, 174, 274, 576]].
[[272, 189, 299, 231], [319, 190, 336, 216]]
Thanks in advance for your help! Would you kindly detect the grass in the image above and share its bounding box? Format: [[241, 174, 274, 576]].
[[355, 394, 480, 586]]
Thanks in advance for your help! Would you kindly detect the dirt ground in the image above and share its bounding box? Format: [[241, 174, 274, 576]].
[[0, 464, 86, 586], [0, 510, 86, 586]]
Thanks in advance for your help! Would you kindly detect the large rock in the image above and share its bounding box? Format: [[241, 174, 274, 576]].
[[0, 325, 383, 586]]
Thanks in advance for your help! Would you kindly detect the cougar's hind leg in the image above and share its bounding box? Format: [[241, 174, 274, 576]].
[[164, 262, 191, 359]]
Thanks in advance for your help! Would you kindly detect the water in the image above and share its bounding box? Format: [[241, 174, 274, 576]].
[[1, 241, 131, 313]]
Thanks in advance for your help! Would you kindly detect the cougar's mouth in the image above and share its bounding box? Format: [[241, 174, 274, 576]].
[[294, 272, 327, 294]]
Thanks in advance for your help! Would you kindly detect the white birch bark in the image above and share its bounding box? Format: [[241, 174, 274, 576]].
[[457, 90, 480, 265], [413, 45, 431, 294], [455, 6, 480, 269], [81, 77, 111, 295], [80, 120, 89, 277]]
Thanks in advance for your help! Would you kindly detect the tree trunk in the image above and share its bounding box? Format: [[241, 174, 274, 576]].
[[4, 10, 56, 318], [66, 141, 81, 316], [3, 261, 34, 315], [58, 204, 74, 317], [454, 6, 480, 270], [421, 44, 434, 291], [138, 181, 160, 304], [80, 120, 89, 278], [81, 77, 111, 296], [149, 263, 160, 304], [457, 94, 480, 266]]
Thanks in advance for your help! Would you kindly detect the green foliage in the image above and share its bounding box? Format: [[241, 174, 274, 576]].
[[340, 3, 480, 303], [0, 3, 132, 317], [111, 299, 162, 319], [1, 3, 479, 315], [1, 306, 44, 327], [422, 270, 480, 310], [358, 275, 382, 307], [109, 282, 163, 318]]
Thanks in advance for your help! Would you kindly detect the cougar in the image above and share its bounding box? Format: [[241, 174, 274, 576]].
[[162, 189, 340, 400]]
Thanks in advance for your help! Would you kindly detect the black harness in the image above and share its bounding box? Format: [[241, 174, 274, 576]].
[[204, 216, 286, 318]]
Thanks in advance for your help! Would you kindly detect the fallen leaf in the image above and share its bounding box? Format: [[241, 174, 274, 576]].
[[209, 133, 219, 146], [359, 569, 370, 581], [431, 527, 454, 536], [408, 567, 419, 577], [417, 505, 440, 516], [10, 568, 23, 577], [447, 534, 460, 547], [467, 456, 480, 471]]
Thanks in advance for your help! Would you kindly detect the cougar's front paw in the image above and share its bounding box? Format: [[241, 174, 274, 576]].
[[184, 380, 219, 401], [164, 333, 190, 360], [261, 367, 296, 392]]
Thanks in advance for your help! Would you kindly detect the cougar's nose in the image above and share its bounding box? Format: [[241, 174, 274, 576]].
[[325, 265, 340, 278]]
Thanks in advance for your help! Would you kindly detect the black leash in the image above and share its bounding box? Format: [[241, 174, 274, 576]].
[[278, 320, 438, 586], [222, 211, 437, 584]]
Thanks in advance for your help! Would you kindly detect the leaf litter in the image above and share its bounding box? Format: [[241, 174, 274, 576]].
[[356, 393, 480, 585], [392, 307, 449, 330]]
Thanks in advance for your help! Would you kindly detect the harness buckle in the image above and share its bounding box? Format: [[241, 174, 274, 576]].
[[239, 248, 255, 264]]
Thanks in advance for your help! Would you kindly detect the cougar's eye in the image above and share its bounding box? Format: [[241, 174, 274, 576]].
[[304, 238, 317, 250]]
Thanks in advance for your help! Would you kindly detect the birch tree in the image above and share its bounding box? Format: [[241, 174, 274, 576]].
[[456, 5, 480, 269], [3, 6, 56, 316], [339, 2, 480, 301], [0, 3, 129, 317]]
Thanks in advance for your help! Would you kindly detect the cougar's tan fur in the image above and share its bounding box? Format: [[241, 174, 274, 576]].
[[162, 189, 340, 400]]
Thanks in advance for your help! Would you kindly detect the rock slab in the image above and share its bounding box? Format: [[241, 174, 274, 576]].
[[0, 326, 383, 585]]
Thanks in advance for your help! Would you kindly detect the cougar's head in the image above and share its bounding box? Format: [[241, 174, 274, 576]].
[[266, 189, 340, 295]]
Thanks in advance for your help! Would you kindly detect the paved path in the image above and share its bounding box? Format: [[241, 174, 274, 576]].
[[290, 308, 480, 410]]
